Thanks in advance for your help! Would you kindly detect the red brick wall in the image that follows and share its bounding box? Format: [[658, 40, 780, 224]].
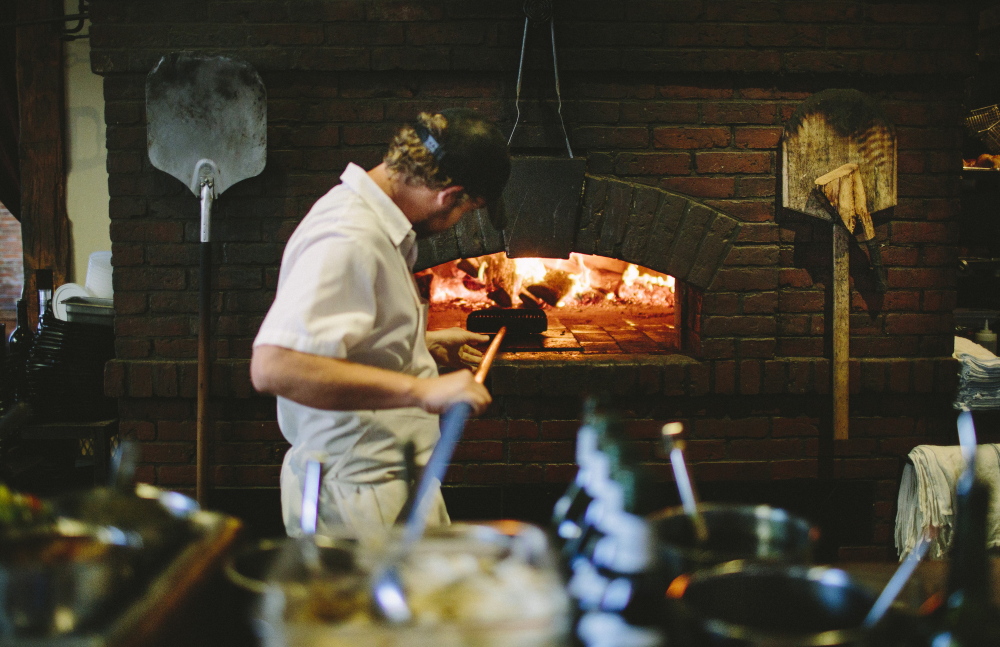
[[89, 1, 987, 556]]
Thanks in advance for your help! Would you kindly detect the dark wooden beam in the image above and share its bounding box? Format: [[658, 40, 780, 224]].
[[16, 0, 70, 323]]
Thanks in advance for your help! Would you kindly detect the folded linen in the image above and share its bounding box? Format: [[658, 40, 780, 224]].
[[954, 336, 1000, 409], [895, 443, 1000, 560]]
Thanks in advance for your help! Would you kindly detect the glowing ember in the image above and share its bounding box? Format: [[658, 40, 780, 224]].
[[418, 253, 675, 310]]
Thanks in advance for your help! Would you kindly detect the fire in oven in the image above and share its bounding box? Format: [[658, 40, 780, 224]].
[[417, 252, 680, 354]]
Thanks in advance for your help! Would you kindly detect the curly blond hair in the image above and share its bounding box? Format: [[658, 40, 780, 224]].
[[384, 112, 453, 191]]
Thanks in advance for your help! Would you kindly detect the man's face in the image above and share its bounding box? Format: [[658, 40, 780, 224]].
[[413, 195, 483, 239]]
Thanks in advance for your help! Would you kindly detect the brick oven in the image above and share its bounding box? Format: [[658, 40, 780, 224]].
[[90, 1, 990, 558]]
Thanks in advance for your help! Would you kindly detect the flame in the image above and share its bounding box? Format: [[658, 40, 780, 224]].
[[420, 252, 675, 310]]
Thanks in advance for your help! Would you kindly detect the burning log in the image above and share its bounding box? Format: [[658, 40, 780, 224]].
[[518, 289, 544, 309], [456, 258, 480, 278], [482, 253, 519, 308], [524, 269, 573, 307], [488, 287, 513, 308]]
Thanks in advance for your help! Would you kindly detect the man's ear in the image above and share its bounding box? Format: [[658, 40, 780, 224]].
[[436, 185, 466, 207]]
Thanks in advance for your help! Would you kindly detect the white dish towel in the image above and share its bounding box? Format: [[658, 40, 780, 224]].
[[895, 444, 1000, 560]]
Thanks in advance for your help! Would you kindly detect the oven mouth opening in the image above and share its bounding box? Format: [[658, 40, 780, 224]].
[[418, 252, 680, 354]]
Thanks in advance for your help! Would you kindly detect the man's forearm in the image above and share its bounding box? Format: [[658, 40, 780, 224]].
[[250, 344, 421, 410]]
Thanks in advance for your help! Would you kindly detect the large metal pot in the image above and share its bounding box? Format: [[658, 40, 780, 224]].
[[649, 503, 818, 582], [665, 560, 926, 647], [52, 483, 198, 576], [0, 518, 142, 637], [225, 538, 285, 596]]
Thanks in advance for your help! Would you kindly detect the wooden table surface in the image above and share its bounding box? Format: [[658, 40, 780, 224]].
[[841, 557, 1000, 611]]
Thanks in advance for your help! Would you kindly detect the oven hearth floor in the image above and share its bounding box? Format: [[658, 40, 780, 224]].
[[429, 304, 678, 354]]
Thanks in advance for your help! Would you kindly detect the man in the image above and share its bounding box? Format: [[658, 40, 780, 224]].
[[251, 108, 510, 536]]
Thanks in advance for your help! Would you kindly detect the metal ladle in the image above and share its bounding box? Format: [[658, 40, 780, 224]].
[[299, 458, 323, 573], [662, 422, 709, 544], [371, 328, 507, 624], [862, 409, 978, 630]]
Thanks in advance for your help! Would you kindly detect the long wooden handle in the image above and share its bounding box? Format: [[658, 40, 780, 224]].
[[474, 326, 506, 384], [833, 225, 850, 440]]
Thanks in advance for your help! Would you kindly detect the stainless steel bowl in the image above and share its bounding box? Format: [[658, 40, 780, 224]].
[[52, 483, 198, 576], [0, 518, 142, 637], [649, 503, 818, 581]]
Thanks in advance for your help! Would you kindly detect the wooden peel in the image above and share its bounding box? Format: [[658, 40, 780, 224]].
[[815, 165, 857, 442], [783, 90, 898, 444]]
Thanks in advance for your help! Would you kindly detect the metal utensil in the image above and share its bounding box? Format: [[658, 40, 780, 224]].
[[298, 458, 323, 575], [371, 328, 506, 624], [861, 530, 931, 630], [956, 408, 978, 495], [146, 52, 267, 506], [662, 422, 709, 544]]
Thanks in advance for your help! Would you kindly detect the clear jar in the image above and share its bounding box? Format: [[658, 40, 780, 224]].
[[255, 521, 570, 647]]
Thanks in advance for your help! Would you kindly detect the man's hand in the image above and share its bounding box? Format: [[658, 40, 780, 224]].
[[412, 369, 492, 415], [426, 327, 489, 370]]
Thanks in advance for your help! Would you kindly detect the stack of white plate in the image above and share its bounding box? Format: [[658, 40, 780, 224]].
[[85, 251, 113, 299], [52, 250, 114, 322], [52, 283, 91, 321]]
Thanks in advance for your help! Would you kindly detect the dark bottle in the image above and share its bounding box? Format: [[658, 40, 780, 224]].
[[925, 472, 1000, 646], [553, 397, 621, 551], [0, 322, 7, 410], [7, 298, 34, 403]]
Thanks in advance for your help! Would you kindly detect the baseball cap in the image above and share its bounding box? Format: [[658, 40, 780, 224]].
[[414, 108, 511, 229]]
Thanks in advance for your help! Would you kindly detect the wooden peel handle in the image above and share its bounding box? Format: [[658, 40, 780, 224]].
[[474, 326, 507, 384]]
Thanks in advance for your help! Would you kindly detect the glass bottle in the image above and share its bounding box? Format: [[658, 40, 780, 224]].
[[35, 269, 53, 331], [0, 322, 7, 411], [560, 435, 627, 562], [567, 448, 665, 643], [924, 473, 1000, 646], [553, 403, 606, 545], [7, 297, 34, 403]]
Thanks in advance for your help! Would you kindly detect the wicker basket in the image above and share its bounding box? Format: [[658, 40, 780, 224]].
[[965, 104, 1000, 153]]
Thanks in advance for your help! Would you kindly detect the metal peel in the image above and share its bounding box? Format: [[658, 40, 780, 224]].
[[662, 422, 709, 544]]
